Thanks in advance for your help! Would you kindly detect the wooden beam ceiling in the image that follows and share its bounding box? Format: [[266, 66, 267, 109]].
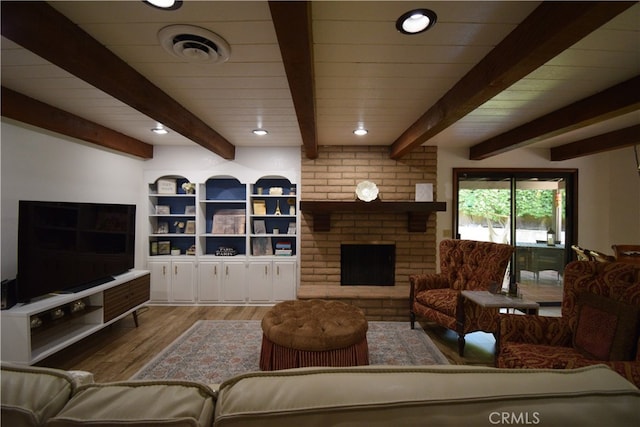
[[470, 76, 640, 160], [0, 1, 235, 160], [2, 87, 154, 159], [268, 1, 318, 159], [550, 124, 640, 161], [389, 1, 636, 160]]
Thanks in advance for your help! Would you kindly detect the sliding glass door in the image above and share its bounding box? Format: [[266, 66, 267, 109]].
[[454, 169, 577, 304]]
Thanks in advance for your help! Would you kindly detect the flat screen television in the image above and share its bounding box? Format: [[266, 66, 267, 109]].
[[17, 201, 136, 303]]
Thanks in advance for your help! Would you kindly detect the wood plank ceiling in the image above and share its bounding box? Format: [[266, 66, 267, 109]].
[[1, 1, 638, 161]]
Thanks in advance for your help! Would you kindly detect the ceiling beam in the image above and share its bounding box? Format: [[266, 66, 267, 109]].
[[550, 125, 640, 161], [470, 76, 640, 160], [269, 1, 318, 159], [2, 87, 154, 159], [389, 1, 636, 160], [0, 1, 235, 160]]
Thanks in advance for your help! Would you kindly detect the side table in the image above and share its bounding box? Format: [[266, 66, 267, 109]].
[[456, 290, 540, 357], [461, 290, 540, 315]]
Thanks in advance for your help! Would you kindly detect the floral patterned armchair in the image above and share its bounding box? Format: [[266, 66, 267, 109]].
[[497, 261, 640, 387], [410, 239, 514, 356]]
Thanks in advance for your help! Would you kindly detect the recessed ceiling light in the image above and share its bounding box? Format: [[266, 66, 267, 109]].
[[353, 128, 368, 136], [151, 124, 168, 135], [143, 0, 183, 10], [253, 129, 268, 136], [396, 9, 437, 35]]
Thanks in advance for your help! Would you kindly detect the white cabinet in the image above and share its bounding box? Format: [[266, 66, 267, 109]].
[[198, 260, 222, 302], [149, 261, 170, 301], [171, 260, 196, 302], [199, 260, 247, 303], [149, 259, 195, 303], [198, 259, 247, 303], [1, 271, 149, 364], [248, 261, 273, 302], [221, 260, 246, 302], [273, 260, 297, 301], [247, 259, 297, 302]]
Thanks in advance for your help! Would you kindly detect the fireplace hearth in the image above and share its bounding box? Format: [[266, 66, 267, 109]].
[[341, 243, 395, 286]]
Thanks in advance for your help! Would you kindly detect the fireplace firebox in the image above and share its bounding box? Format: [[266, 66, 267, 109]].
[[341, 243, 395, 286]]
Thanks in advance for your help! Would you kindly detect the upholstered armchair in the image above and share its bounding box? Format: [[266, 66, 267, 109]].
[[410, 239, 514, 356], [497, 261, 640, 387]]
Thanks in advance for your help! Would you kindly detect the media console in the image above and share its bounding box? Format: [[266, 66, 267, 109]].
[[1, 270, 150, 365]]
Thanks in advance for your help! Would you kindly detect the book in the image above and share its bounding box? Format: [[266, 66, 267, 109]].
[[253, 200, 266, 215], [212, 209, 246, 234], [253, 219, 266, 234], [287, 222, 296, 234], [155, 205, 170, 215], [157, 178, 176, 194], [252, 237, 273, 256], [276, 241, 292, 250]]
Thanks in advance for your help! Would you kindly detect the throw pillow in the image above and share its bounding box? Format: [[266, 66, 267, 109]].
[[573, 292, 640, 361]]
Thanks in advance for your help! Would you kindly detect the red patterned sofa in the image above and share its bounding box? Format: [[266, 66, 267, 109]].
[[497, 260, 640, 387], [410, 239, 514, 356]]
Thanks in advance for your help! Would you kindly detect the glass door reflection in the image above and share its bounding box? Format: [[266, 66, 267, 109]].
[[456, 170, 575, 305], [514, 179, 566, 303]]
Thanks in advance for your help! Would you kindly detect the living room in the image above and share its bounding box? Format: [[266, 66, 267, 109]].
[[2, 115, 638, 364], [1, 2, 640, 422], [3, 120, 640, 425], [3, 122, 638, 294]]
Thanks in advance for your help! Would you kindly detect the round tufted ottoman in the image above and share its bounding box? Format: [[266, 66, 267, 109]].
[[259, 300, 369, 370]]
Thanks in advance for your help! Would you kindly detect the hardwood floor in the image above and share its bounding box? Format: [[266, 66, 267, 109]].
[[37, 305, 271, 382], [36, 304, 504, 382]]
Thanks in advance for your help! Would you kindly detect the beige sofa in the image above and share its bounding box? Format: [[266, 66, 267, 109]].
[[2, 363, 639, 426]]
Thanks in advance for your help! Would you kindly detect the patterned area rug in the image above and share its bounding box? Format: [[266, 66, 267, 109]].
[[132, 320, 448, 384]]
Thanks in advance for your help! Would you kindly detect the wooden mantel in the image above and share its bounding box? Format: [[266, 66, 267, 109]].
[[300, 200, 447, 232]]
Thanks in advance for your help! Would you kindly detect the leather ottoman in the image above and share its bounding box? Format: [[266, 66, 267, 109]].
[[260, 299, 369, 370]]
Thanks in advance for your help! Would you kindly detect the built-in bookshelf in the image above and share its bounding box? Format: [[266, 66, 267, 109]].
[[250, 178, 297, 257], [200, 177, 247, 257], [146, 174, 298, 304], [148, 176, 197, 256]]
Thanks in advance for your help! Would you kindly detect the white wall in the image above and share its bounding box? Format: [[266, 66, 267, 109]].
[[607, 148, 640, 244], [437, 146, 640, 253], [141, 145, 301, 185], [1, 119, 146, 280]]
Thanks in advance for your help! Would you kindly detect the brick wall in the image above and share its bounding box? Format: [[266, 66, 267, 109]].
[[300, 146, 438, 289]]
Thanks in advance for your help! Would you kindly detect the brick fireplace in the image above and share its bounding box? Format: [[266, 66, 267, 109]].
[[298, 145, 439, 320]]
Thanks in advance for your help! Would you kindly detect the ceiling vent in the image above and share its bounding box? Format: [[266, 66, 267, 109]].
[[158, 24, 230, 64]]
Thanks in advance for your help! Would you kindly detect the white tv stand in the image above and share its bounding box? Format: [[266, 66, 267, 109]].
[[1, 270, 150, 365]]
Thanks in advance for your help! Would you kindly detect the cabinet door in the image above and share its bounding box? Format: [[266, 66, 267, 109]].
[[248, 261, 273, 302], [149, 261, 171, 302], [273, 260, 296, 301], [171, 261, 195, 302], [222, 261, 246, 302], [198, 261, 222, 302]]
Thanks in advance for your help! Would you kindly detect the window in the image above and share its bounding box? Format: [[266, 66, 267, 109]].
[[453, 169, 578, 304]]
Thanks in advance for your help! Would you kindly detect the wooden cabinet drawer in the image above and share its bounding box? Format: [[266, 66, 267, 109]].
[[129, 275, 151, 305], [103, 274, 150, 322]]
